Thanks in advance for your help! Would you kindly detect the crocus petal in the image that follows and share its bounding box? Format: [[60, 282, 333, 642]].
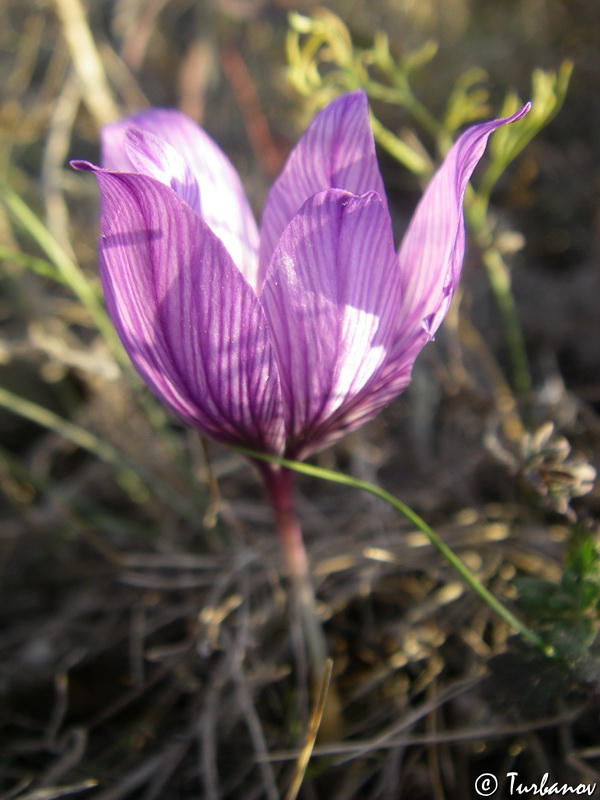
[[258, 90, 386, 289], [72, 161, 285, 454], [285, 104, 532, 455], [122, 128, 201, 213], [392, 104, 531, 358], [261, 189, 400, 458], [101, 109, 261, 290]]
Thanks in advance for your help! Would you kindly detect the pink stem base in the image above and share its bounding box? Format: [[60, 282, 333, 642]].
[[261, 464, 344, 739], [261, 465, 327, 674]]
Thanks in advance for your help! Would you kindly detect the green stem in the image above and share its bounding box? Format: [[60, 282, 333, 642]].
[[481, 247, 532, 399], [398, 87, 441, 141], [364, 81, 440, 140], [465, 191, 533, 400], [239, 448, 548, 654], [369, 114, 431, 177]]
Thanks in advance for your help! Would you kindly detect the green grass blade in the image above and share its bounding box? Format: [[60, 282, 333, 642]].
[[233, 446, 548, 652], [0, 182, 123, 357], [0, 385, 198, 525]]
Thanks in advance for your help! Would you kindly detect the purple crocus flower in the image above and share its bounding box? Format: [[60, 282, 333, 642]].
[[73, 92, 529, 688], [73, 92, 527, 463]]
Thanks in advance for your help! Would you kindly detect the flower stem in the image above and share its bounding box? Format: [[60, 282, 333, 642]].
[[465, 193, 533, 401], [481, 246, 533, 399], [239, 447, 548, 654], [262, 466, 328, 675], [261, 465, 343, 738]]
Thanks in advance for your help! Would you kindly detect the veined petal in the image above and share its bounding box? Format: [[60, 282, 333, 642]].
[[261, 189, 400, 458], [304, 329, 425, 455], [258, 91, 385, 290], [393, 104, 531, 357], [101, 109, 261, 290], [101, 117, 137, 172], [123, 128, 201, 214], [72, 161, 285, 454]]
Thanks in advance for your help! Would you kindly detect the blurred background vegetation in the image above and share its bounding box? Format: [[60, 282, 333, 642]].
[[0, 1, 599, 798]]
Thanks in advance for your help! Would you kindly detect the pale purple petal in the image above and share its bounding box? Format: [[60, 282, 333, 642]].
[[261, 189, 400, 458], [303, 331, 425, 456], [72, 160, 285, 454], [285, 104, 532, 454], [124, 128, 201, 213], [393, 104, 531, 359], [101, 109, 261, 290], [101, 118, 136, 172], [258, 90, 385, 290], [75, 95, 531, 464]]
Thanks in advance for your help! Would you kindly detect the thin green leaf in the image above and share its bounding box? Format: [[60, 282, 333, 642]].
[[232, 446, 548, 653]]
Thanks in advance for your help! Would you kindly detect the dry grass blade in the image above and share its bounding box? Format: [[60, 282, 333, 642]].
[[4, 780, 98, 800], [51, 0, 119, 125], [285, 658, 334, 800], [41, 69, 81, 258], [261, 702, 585, 763]]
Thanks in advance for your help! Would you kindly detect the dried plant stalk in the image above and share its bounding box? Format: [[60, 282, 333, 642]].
[[52, 0, 120, 126]]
